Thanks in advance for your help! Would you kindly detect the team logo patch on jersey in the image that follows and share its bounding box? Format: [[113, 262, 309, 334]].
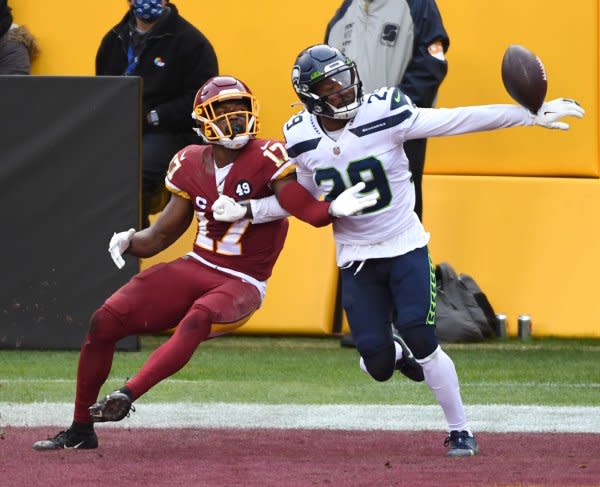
[[235, 180, 252, 197], [343, 23, 353, 40], [380, 24, 399, 46], [333, 146, 341, 155], [195, 196, 208, 211], [390, 88, 407, 110]]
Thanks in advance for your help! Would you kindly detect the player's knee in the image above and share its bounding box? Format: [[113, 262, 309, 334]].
[[360, 344, 396, 382], [400, 325, 438, 360], [177, 305, 212, 343], [88, 306, 124, 342]]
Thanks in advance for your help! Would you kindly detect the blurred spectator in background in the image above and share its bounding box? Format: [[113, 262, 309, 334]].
[[325, 0, 449, 347], [0, 0, 38, 74], [0, 1, 11, 43], [96, 0, 218, 228]]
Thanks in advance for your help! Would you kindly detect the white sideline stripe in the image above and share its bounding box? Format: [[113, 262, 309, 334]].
[[1, 403, 600, 433], [3, 378, 600, 388]]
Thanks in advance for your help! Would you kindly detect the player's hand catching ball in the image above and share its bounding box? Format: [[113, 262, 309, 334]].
[[108, 228, 135, 269], [534, 98, 585, 130]]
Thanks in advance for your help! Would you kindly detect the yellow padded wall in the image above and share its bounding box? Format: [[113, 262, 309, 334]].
[[424, 175, 600, 338], [343, 175, 600, 338], [11, 1, 597, 177], [430, 0, 598, 177], [236, 222, 337, 335], [343, 176, 600, 338]]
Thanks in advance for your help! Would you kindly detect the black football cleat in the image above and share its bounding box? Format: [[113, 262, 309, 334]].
[[33, 428, 98, 450], [89, 390, 135, 423], [393, 333, 425, 382], [444, 430, 479, 457]]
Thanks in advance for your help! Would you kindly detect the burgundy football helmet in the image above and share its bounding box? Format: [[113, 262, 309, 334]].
[[192, 76, 259, 149]]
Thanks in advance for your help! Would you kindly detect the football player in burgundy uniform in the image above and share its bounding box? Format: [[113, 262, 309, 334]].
[[33, 76, 377, 450]]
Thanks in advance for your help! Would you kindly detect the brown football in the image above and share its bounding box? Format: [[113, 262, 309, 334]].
[[501, 45, 547, 114]]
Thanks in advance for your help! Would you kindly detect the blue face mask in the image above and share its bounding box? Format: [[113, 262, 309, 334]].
[[132, 0, 164, 23]]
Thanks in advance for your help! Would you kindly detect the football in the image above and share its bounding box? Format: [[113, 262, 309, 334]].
[[501, 45, 547, 114]]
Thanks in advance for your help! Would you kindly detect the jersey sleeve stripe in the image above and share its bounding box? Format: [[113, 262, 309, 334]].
[[165, 179, 191, 200], [390, 88, 410, 111], [271, 162, 297, 181], [287, 137, 321, 158], [349, 111, 412, 137]]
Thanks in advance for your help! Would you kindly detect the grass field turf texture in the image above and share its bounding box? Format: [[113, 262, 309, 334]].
[[1, 335, 599, 486]]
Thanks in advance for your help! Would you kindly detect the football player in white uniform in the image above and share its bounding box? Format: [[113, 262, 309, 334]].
[[213, 44, 584, 456]]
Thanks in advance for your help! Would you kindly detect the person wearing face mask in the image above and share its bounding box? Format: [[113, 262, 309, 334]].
[[96, 0, 218, 228]]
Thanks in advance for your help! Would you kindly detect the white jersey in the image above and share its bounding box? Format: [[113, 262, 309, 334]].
[[283, 87, 534, 266]]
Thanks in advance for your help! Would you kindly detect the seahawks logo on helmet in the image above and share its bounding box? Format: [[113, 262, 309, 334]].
[[291, 66, 302, 91]]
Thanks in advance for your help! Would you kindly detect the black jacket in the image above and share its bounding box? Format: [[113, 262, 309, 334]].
[[0, 0, 12, 38], [95, 3, 218, 134]]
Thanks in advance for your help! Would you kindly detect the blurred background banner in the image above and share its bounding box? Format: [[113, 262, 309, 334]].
[[0, 76, 141, 350]]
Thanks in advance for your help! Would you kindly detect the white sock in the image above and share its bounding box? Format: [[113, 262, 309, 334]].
[[393, 340, 403, 361], [418, 346, 470, 433], [359, 356, 368, 375]]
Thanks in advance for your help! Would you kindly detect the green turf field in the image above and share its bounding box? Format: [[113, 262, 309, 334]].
[[0, 335, 599, 406]]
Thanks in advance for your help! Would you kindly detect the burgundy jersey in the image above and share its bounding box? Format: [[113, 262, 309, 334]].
[[165, 138, 295, 281]]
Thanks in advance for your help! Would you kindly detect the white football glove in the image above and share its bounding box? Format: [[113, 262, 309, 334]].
[[108, 228, 135, 269], [534, 98, 585, 130], [329, 182, 378, 217], [211, 195, 247, 222]]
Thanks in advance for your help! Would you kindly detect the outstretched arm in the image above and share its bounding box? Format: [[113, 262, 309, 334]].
[[404, 98, 584, 141], [108, 193, 194, 268]]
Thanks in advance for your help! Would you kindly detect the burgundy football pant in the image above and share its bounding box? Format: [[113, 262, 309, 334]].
[[73, 257, 261, 423]]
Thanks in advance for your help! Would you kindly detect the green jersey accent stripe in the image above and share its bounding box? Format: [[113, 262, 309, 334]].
[[426, 251, 436, 325]]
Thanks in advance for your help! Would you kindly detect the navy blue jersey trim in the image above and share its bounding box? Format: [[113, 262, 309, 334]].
[[286, 137, 322, 158], [349, 111, 411, 137]]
